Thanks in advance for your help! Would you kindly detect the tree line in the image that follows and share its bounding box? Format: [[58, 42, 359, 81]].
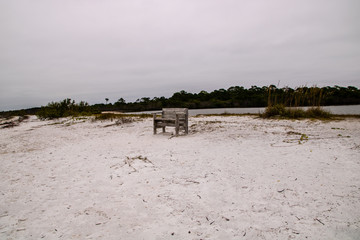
[[97, 85, 360, 112], [1, 85, 360, 118]]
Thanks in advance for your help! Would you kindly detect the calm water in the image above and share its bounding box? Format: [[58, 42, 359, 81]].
[[190, 105, 360, 116], [128, 105, 360, 116]]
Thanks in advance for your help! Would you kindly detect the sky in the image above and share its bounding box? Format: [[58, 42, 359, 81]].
[[1, 0, 359, 111]]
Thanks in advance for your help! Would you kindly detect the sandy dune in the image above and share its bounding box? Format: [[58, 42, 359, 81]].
[[1, 115, 359, 239]]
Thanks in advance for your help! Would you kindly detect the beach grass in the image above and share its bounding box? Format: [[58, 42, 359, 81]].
[[95, 113, 152, 120], [261, 104, 332, 119]]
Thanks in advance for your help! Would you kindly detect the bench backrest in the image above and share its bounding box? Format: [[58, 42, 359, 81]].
[[162, 108, 188, 119]]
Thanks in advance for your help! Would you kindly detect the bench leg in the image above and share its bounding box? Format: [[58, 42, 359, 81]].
[[153, 115, 157, 135], [175, 115, 179, 136], [162, 126, 165, 133], [186, 117, 189, 134]]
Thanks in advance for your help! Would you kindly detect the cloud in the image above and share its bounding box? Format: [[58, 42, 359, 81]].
[[1, 0, 359, 110]]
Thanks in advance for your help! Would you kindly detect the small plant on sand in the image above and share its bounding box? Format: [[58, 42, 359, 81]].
[[283, 131, 309, 144], [299, 134, 309, 144]]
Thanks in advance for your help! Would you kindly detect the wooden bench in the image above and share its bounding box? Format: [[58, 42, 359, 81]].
[[153, 108, 189, 136]]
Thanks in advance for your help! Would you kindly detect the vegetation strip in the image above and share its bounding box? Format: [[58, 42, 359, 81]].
[[1, 85, 360, 118]]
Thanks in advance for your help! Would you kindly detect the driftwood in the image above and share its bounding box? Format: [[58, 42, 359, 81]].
[[153, 108, 189, 136]]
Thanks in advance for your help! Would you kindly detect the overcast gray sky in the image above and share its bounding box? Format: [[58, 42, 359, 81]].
[[1, 0, 359, 111]]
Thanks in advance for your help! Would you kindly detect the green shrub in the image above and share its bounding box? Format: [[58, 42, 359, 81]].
[[306, 107, 332, 118], [262, 104, 332, 119], [262, 104, 286, 118], [286, 108, 306, 118], [37, 99, 99, 120]]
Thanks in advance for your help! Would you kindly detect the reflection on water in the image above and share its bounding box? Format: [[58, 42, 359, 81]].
[[128, 105, 360, 116]]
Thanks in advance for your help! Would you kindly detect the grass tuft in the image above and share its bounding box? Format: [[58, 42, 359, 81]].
[[261, 104, 332, 119], [95, 113, 152, 121]]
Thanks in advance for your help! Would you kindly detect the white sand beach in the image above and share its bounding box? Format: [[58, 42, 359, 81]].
[[1, 115, 359, 239]]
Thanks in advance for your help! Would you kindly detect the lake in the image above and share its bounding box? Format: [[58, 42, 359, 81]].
[[128, 105, 360, 116], [190, 105, 360, 116]]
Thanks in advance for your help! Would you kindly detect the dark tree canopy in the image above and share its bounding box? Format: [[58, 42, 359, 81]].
[[92, 85, 360, 112]]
